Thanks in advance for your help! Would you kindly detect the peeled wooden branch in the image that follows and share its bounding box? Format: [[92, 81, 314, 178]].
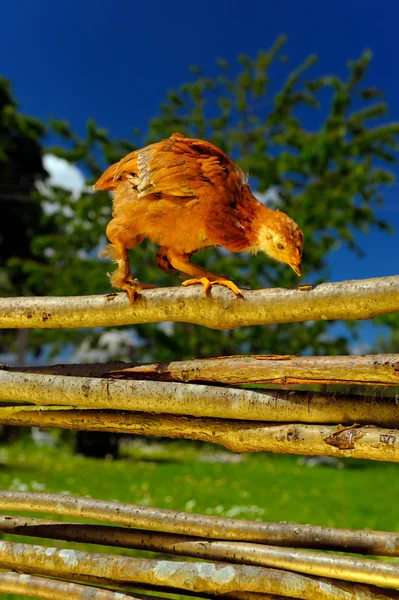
[[109, 354, 399, 387], [0, 405, 398, 462], [13, 353, 399, 387], [0, 571, 135, 599], [1, 490, 398, 557], [1, 275, 399, 330], [0, 540, 397, 600], [2, 516, 399, 589], [1, 370, 399, 427], [2, 371, 398, 461]]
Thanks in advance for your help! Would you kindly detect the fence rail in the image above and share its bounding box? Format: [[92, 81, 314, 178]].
[[0, 491, 399, 599], [0, 274, 398, 329], [1, 361, 399, 461], [12, 353, 399, 386], [1, 278, 399, 597]]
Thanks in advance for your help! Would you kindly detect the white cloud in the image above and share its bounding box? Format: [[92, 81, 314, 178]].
[[36, 154, 88, 216], [42, 154, 86, 198], [255, 186, 282, 208]]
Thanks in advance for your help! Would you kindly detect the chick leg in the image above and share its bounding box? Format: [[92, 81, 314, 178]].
[[166, 250, 242, 296], [100, 243, 155, 303]]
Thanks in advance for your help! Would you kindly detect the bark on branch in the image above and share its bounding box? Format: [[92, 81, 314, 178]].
[[0, 274, 398, 330], [1, 370, 399, 426], [109, 354, 399, 387], [1, 516, 399, 589], [12, 353, 399, 387], [0, 540, 397, 600], [0, 406, 398, 462], [1, 491, 398, 557], [0, 571, 135, 599]]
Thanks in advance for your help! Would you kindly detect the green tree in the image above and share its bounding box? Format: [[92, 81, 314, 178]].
[[16, 38, 399, 361], [0, 76, 48, 295], [371, 315, 399, 353], [0, 76, 56, 365]]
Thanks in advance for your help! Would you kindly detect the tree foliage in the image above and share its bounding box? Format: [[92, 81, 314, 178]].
[[4, 39, 399, 361], [0, 77, 55, 362], [0, 76, 49, 296]]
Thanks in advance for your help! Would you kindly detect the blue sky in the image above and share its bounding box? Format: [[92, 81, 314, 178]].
[[1, 0, 398, 347]]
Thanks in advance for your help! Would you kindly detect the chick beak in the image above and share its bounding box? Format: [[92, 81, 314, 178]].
[[290, 263, 302, 276]]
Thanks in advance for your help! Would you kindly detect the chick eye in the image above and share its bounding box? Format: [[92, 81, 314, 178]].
[[277, 243, 285, 250]]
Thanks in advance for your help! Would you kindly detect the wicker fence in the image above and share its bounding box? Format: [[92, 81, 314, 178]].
[[0, 274, 399, 599]]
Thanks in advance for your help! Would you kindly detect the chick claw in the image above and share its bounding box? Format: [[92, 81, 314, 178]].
[[122, 279, 156, 304], [182, 277, 242, 296]]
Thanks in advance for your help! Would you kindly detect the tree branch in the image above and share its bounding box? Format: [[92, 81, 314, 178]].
[[0, 274, 398, 329], [1, 490, 398, 556], [0, 406, 396, 462], [0, 571, 135, 600], [1, 516, 399, 589], [0, 540, 397, 599], [110, 354, 399, 386], [1, 370, 399, 426], [12, 353, 399, 386]]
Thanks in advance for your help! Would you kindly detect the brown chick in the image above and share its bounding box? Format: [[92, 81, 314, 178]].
[[94, 133, 303, 303]]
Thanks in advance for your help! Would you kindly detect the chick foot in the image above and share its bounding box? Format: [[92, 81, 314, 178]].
[[122, 278, 156, 304], [182, 277, 242, 296]]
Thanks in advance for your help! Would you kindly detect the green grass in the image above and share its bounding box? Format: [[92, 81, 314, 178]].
[[0, 437, 398, 598], [1, 437, 399, 528]]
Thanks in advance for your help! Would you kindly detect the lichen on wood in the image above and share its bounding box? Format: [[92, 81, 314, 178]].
[[0, 540, 397, 600], [1, 515, 399, 588], [0, 571, 134, 599]]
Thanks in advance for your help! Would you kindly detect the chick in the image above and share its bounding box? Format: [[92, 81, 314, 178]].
[[94, 133, 303, 302]]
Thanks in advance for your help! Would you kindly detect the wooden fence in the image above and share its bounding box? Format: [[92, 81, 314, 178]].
[[0, 274, 398, 599]]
